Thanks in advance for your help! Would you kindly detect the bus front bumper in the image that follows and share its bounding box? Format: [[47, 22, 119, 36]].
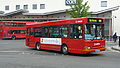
[[81, 47, 106, 54]]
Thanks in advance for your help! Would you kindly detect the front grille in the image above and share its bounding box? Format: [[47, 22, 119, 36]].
[[92, 45, 102, 49]]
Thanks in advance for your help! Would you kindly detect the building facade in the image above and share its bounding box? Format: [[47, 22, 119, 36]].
[[0, 0, 120, 37]]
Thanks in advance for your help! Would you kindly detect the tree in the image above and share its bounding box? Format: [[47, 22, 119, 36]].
[[66, 0, 91, 18]]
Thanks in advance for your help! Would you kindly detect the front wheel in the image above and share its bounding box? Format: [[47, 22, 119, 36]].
[[36, 43, 41, 50], [12, 36, 16, 40], [61, 45, 68, 55]]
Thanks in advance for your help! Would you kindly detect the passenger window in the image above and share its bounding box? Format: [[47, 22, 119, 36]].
[[60, 25, 68, 38], [27, 28, 34, 36], [20, 30, 26, 34], [70, 24, 82, 39], [28, 32, 34, 35], [50, 26, 59, 38], [34, 28, 44, 37], [44, 27, 49, 37]]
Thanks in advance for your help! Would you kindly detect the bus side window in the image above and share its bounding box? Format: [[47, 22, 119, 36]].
[[8, 30, 16, 34], [8, 30, 12, 34], [50, 26, 59, 38], [60, 25, 68, 38], [4, 23, 11, 26], [44, 27, 49, 37], [20, 30, 26, 34], [34, 28, 45, 37], [70, 24, 82, 39], [0, 23, 3, 27], [27, 28, 34, 36]]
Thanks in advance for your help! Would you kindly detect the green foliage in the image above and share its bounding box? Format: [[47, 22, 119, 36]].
[[66, 0, 91, 18]]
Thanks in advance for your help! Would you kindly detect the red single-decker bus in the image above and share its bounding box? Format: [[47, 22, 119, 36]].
[[26, 17, 106, 54]]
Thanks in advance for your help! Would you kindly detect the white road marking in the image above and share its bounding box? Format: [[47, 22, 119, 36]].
[[0, 51, 28, 53], [0, 43, 9, 44], [0, 51, 31, 55]]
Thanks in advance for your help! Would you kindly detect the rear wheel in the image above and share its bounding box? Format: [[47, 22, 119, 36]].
[[36, 43, 41, 50], [12, 36, 16, 40], [61, 45, 68, 55]]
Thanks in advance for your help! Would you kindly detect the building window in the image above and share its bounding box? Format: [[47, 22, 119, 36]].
[[101, 1, 107, 7], [5, 6, 9, 10], [40, 4, 45, 9], [33, 4, 37, 9], [16, 5, 20, 10], [23, 5, 28, 9]]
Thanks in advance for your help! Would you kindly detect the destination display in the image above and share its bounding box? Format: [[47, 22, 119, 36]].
[[88, 18, 103, 23]]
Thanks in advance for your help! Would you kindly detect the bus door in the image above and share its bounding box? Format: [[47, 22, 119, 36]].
[[27, 27, 35, 47], [68, 24, 84, 52]]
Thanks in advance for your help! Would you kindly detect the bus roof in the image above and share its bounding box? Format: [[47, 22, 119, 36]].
[[0, 21, 34, 23], [27, 17, 104, 27]]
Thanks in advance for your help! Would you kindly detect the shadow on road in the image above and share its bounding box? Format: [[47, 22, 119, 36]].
[[28, 48, 104, 57], [68, 53, 104, 57]]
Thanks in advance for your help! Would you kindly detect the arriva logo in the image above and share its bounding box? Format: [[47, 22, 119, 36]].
[[94, 43, 100, 46], [76, 20, 83, 23]]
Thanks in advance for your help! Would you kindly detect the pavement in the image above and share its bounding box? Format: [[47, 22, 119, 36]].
[[111, 46, 120, 51], [106, 40, 120, 52]]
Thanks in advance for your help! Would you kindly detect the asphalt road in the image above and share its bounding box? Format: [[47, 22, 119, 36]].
[[0, 39, 120, 68]]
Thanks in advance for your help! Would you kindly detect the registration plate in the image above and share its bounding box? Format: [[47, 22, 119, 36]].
[[95, 50, 100, 52]]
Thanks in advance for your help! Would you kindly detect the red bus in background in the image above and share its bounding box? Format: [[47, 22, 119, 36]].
[[0, 21, 33, 40], [26, 17, 106, 54]]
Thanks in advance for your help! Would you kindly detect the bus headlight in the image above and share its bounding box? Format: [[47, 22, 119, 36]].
[[84, 46, 91, 50]]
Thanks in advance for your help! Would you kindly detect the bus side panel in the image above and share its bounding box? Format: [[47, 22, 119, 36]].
[[2, 27, 8, 38], [33, 37, 40, 48], [62, 38, 85, 54], [27, 35, 36, 48], [26, 28, 37, 48], [40, 38, 62, 51], [40, 44, 61, 51], [0, 31, 3, 38], [0, 26, 3, 38], [8, 34, 26, 38]]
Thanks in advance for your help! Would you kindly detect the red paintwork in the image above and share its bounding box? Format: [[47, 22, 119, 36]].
[[0, 21, 33, 39], [26, 17, 106, 54]]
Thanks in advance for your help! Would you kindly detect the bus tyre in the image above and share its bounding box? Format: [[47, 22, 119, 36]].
[[62, 45, 68, 55], [12, 36, 16, 40], [36, 43, 41, 50]]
